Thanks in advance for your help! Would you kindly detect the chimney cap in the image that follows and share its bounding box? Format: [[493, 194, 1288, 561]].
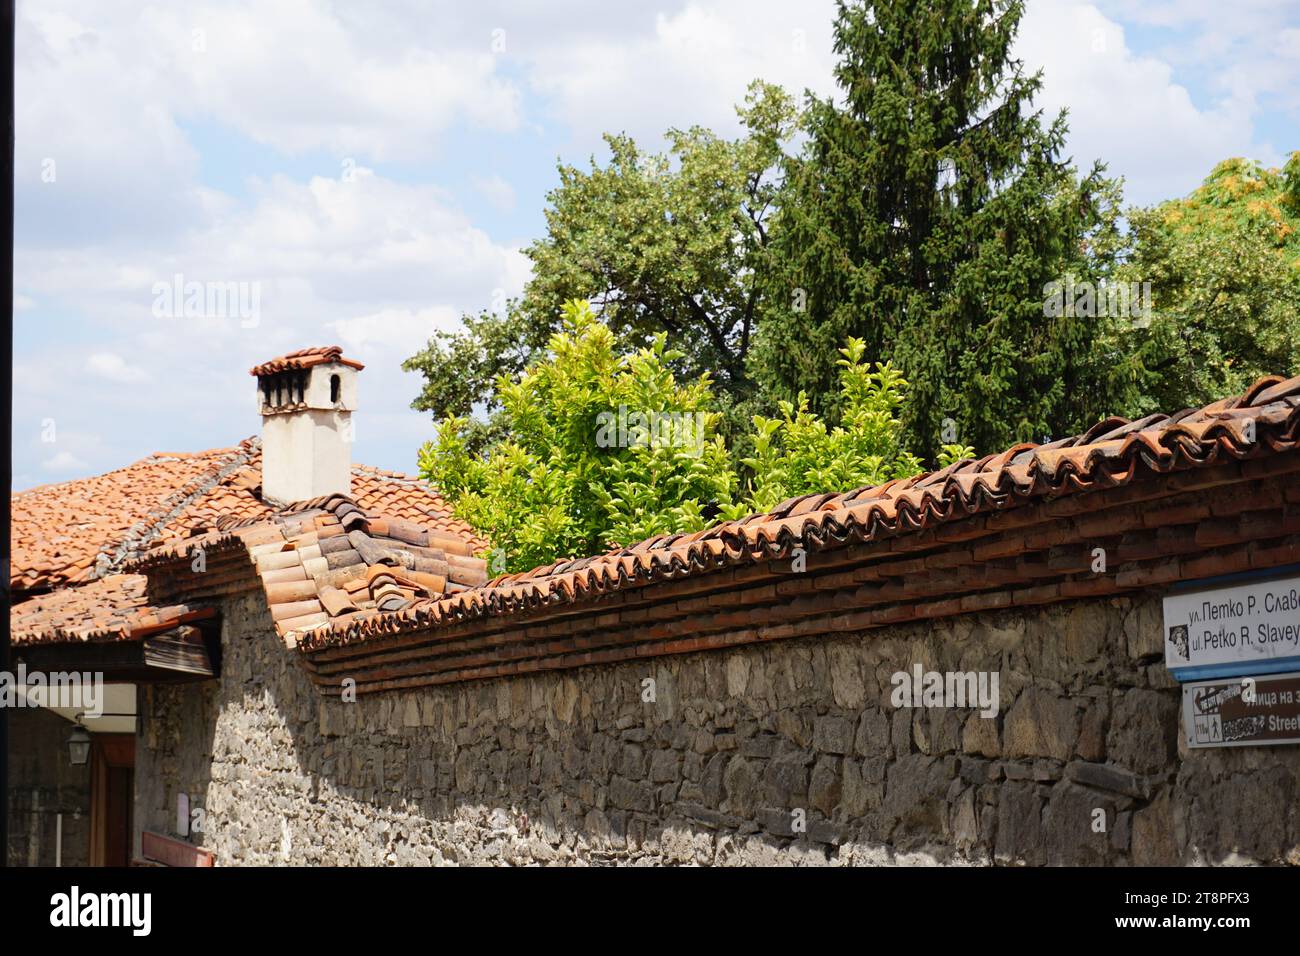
[[250, 346, 364, 377]]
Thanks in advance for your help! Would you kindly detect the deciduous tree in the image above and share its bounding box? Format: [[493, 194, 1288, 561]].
[[1120, 154, 1300, 413], [405, 82, 797, 451]]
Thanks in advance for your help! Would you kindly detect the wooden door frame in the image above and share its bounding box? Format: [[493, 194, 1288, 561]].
[[88, 734, 135, 867]]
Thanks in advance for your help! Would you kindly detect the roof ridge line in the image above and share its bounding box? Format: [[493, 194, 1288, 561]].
[[350, 463, 426, 487], [93, 443, 259, 579], [12, 445, 232, 498]]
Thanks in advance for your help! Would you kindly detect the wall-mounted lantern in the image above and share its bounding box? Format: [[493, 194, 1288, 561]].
[[65, 720, 91, 766]]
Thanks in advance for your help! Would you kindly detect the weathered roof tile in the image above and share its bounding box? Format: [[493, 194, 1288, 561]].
[[11, 574, 216, 646], [284, 373, 1300, 652], [248, 346, 364, 377], [11, 438, 484, 593]]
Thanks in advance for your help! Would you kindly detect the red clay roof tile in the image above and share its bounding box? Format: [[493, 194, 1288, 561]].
[[11, 437, 483, 593], [124, 494, 489, 642], [11, 573, 216, 646], [248, 346, 364, 377]]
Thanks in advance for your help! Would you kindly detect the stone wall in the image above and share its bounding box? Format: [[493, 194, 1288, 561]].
[[7, 707, 91, 867], [135, 589, 1300, 866]]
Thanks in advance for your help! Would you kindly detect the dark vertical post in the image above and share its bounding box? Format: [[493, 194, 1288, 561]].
[[1, 0, 15, 868]]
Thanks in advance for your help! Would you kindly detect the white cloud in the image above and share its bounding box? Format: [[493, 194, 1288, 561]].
[[41, 450, 90, 472], [472, 174, 517, 213], [18, 0, 523, 167], [162, 1, 521, 161], [15, 158, 529, 479], [1098, 0, 1299, 115], [16, 4, 206, 244], [330, 306, 462, 359], [86, 352, 151, 384], [524, 0, 839, 150], [1016, 1, 1281, 205], [17, 166, 528, 330]]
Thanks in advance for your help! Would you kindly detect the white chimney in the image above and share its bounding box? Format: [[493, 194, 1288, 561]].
[[250, 346, 363, 505]]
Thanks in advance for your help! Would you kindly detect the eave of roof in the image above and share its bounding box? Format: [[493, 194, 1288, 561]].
[[11, 573, 217, 646]]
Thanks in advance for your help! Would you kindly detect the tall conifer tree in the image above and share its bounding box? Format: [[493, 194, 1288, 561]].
[[754, 0, 1124, 457]]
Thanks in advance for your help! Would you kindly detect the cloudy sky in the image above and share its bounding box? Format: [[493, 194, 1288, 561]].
[[13, 0, 1299, 489]]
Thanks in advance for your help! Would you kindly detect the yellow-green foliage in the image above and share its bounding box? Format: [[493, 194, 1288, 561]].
[[721, 339, 968, 518], [1121, 153, 1300, 413], [419, 302, 940, 572]]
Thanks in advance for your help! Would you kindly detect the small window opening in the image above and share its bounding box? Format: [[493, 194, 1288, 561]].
[[330, 374, 341, 403]]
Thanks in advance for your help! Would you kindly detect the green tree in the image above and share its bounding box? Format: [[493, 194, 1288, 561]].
[[527, 81, 795, 400], [724, 339, 972, 518], [402, 299, 546, 453], [752, 0, 1127, 459], [420, 301, 945, 571], [404, 81, 798, 450], [1119, 154, 1300, 413], [418, 300, 735, 573]]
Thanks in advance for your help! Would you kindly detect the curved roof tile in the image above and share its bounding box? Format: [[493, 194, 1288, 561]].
[[11, 438, 483, 592], [248, 346, 364, 376]]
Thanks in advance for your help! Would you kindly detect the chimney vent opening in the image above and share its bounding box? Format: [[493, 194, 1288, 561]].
[[330, 374, 341, 404], [257, 370, 314, 411]]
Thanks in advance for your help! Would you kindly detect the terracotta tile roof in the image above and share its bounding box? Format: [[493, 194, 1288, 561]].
[[11, 573, 216, 646], [11, 441, 261, 593], [292, 372, 1300, 652], [11, 438, 483, 593], [349, 464, 483, 539], [249, 346, 364, 377], [128, 495, 489, 645]]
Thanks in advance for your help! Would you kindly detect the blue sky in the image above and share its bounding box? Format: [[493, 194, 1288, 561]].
[[13, 0, 1299, 490]]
